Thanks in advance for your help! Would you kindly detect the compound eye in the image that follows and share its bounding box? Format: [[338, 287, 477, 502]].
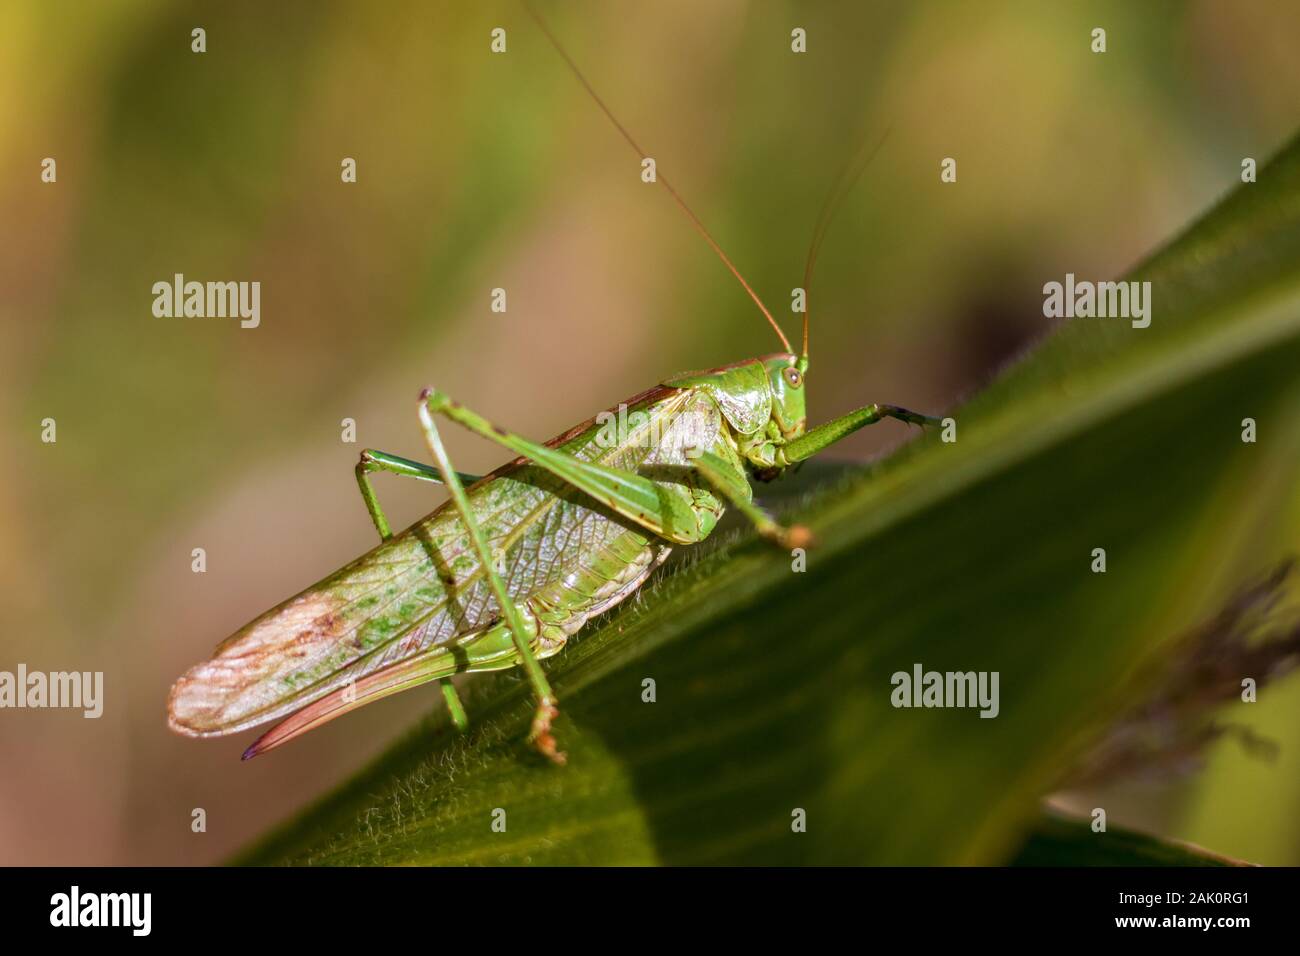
[[782, 366, 802, 389]]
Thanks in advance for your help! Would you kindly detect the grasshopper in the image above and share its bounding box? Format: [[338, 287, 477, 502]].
[[167, 8, 941, 764]]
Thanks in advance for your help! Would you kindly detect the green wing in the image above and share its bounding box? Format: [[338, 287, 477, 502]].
[[168, 387, 715, 738]]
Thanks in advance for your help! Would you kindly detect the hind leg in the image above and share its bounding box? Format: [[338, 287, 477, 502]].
[[417, 391, 566, 764]]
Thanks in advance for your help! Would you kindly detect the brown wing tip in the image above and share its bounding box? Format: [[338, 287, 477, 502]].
[[165, 663, 245, 738], [165, 674, 210, 737]]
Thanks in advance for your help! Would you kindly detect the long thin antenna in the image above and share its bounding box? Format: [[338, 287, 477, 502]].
[[525, 1, 793, 354], [800, 126, 892, 362]]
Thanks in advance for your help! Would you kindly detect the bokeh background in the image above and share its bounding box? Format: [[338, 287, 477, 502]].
[[2, 0, 1299, 865]]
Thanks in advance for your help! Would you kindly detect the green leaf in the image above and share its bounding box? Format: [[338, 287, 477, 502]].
[[1011, 811, 1244, 867], [237, 133, 1300, 866]]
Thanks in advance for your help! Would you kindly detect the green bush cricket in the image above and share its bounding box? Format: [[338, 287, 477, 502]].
[[167, 8, 942, 764]]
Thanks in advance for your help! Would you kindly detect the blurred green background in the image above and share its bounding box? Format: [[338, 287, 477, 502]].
[[2, 0, 1298, 865]]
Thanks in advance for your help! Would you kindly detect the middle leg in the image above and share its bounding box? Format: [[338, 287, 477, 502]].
[[352, 447, 477, 731]]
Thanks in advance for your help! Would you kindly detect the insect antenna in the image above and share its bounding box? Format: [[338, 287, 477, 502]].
[[524, 1, 793, 354], [799, 126, 893, 367]]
